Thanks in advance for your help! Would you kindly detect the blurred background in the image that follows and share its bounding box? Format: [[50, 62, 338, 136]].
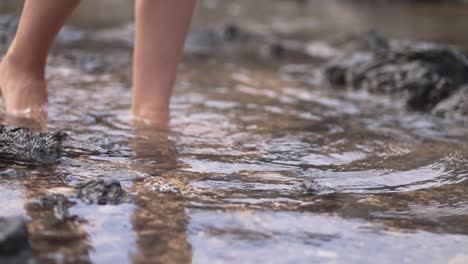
[[2, 0, 468, 47]]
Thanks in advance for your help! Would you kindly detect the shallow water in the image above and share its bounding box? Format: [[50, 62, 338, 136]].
[[1, 1, 468, 263]]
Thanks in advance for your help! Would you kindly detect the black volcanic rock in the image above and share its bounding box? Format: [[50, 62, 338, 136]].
[[0, 125, 66, 165], [0, 217, 30, 255], [77, 180, 128, 205], [432, 85, 468, 122], [324, 32, 468, 113]]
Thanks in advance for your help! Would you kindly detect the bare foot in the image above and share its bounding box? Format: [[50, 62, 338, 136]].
[[0, 54, 48, 122]]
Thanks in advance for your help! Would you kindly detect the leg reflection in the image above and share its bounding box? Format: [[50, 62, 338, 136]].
[[130, 127, 192, 264], [21, 170, 92, 263]]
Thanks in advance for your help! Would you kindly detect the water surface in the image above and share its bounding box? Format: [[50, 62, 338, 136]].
[[1, 1, 468, 263]]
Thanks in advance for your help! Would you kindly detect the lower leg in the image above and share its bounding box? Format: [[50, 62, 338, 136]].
[[0, 0, 80, 120], [132, 0, 196, 127]]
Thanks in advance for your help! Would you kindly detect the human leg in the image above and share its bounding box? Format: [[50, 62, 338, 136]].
[[132, 0, 197, 127], [0, 0, 80, 121]]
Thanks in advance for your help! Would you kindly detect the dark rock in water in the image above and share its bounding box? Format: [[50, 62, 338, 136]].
[[432, 85, 468, 122], [92, 22, 309, 60], [79, 56, 108, 74], [143, 177, 182, 194], [367, 29, 391, 53], [64, 135, 127, 156], [324, 32, 468, 112], [184, 24, 246, 55], [59, 51, 109, 74], [185, 24, 309, 60], [0, 169, 27, 180], [55, 25, 86, 46], [0, 217, 38, 264], [0, 217, 30, 255], [39, 193, 75, 222], [301, 179, 334, 195], [0, 125, 66, 164], [77, 180, 128, 205]]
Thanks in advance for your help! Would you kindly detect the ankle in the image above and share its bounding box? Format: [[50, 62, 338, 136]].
[[132, 105, 170, 127], [1, 50, 46, 79]]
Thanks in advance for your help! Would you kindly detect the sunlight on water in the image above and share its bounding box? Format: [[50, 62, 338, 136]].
[[1, 0, 468, 263]]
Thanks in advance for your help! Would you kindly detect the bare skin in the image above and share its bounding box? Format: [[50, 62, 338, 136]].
[[0, 0, 196, 128], [0, 0, 80, 122], [133, 0, 197, 127]]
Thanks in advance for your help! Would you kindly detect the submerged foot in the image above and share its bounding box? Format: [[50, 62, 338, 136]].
[[0, 54, 48, 122], [132, 106, 170, 130]]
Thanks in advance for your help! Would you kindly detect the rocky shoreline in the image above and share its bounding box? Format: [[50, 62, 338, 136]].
[[324, 31, 468, 123]]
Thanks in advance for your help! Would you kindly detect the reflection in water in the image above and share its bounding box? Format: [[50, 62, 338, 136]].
[[130, 190, 191, 264], [20, 170, 92, 263], [0, 179, 25, 217], [1, 0, 468, 263], [70, 202, 136, 263], [188, 210, 468, 264], [130, 128, 179, 175], [11, 130, 191, 263], [130, 130, 192, 264]]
